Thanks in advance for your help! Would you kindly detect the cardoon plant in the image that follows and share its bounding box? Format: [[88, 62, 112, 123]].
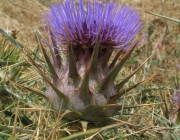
[[36, 0, 152, 125], [171, 85, 180, 124]]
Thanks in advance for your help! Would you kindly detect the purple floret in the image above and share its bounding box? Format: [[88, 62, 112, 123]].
[[42, 0, 143, 50], [172, 90, 180, 104], [172, 87, 180, 113]]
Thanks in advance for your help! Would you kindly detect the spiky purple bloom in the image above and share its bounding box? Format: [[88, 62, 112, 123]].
[[43, 0, 143, 50], [172, 87, 180, 113], [39, 0, 147, 123], [177, 65, 180, 70]]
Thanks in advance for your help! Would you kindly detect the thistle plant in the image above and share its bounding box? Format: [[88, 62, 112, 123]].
[[171, 78, 180, 125], [34, 0, 153, 125]]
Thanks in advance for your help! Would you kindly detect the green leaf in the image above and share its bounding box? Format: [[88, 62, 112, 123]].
[[101, 49, 112, 69], [104, 104, 119, 117], [8, 136, 19, 140], [109, 50, 123, 69], [82, 105, 105, 122], [75, 37, 101, 105], [142, 10, 180, 24], [0, 132, 20, 140], [88, 35, 100, 76], [99, 42, 137, 93], [3, 47, 19, 61], [142, 87, 173, 94], [68, 43, 80, 86], [80, 121, 88, 132], [60, 123, 122, 140], [72, 50, 93, 107], [176, 111, 180, 125], [26, 52, 70, 108], [64, 111, 83, 120], [50, 30, 62, 68], [32, 35, 40, 60], [107, 75, 155, 104], [0, 61, 16, 68], [116, 51, 156, 91], [0, 132, 10, 140], [70, 74, 93, 111], [10, 80, 48, 100], [61, 128, 99, 140], [0, 28, 23, 50], [78, 70, 92, 105], [36, 34, 59, 83]]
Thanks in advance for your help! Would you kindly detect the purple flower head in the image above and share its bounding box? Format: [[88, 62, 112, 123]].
[[42, 0, 143, 50], [177, 64, 180, 70], [172, 87, 180, 113]]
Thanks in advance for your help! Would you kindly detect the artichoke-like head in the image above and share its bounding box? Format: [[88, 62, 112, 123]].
[[41, 0, 144, 123]]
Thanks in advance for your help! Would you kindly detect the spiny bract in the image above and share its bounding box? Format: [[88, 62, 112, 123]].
[[42, 0, 144, 124]]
